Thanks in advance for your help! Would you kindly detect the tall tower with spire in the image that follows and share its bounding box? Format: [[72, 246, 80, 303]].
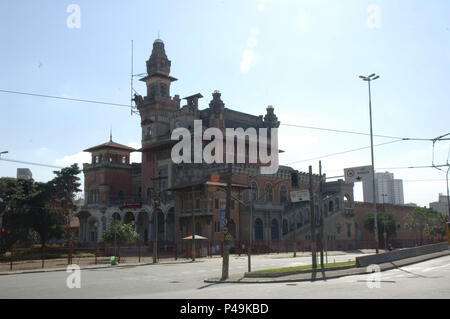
[[134, 39, 181, 147], [133, 39, 181, 201]]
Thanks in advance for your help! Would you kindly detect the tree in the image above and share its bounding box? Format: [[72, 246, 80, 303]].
[[0, 164, 81, 251], [364, 211, 397, 246], [406, 207, 430, 245], [29, 164, 81, 246], [0, 178, 36, 252], [424, 210, 447, 241], [102, 220, 139, 246]]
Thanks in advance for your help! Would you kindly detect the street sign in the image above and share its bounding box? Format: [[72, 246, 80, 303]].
[[344, 165, 373, 183], [290, 189, 310, 202]]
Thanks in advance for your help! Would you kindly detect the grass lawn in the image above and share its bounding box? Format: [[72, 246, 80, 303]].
[[248, 260, 356, 275]]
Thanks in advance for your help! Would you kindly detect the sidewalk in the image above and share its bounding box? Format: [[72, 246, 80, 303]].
[[204, 250, 450, 284], [0, 256, 215, 276]]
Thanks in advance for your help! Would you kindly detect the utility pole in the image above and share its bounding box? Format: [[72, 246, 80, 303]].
[[221, 163, 232, 280], [248, 194, 253, 272], [359, 73, 380, 254], [152, 195, 160, 263], [293, 212, 297, 258], [446, 166, 450, 218], [319, 161, 325, 271], [191, 186, 196, 261], [309, 165, 317, 270], [382, 193, 388, 249]]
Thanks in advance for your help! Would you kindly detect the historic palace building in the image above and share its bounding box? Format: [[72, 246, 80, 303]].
[[76, 39, 358, 250]]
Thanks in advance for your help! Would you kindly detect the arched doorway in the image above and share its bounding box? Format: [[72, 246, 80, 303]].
[[271, 219, 279, 240], [112, 212, 121, 222], [254, 218, 263, 241], [124, 212, 135, 224]]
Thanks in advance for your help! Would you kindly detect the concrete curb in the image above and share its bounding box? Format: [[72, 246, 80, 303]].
[[204, 250, 450, 284], [244, 264, 356, 278]]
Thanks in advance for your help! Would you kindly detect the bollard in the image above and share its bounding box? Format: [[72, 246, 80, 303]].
[[42, 245, 45, 269], [138, 242, 141, 263], [10, 246, 13, 271], [118, 244, 121, 263], [174, 241, 178, 260]]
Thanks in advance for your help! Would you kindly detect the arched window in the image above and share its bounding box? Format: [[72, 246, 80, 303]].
[[146, 187, 152, 201], [279, 185, 288, 204], [250, 181, 258, 201], [118, 190, 125, 201], [254, 218, 264, 241], [160, 84, 167, 97], [335, 198, 340, 211], [150, 86, 157, 99], [271, 219, 279, 240], [264, 183, 273, 203], [329, 200, 334, 212]]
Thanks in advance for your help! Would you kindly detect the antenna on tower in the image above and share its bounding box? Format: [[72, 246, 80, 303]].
[[130, 40, 134, 116], [110, 127, 112, 142]]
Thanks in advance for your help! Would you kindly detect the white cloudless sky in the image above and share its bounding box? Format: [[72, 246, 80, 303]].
[[0, 0, 449, 206]]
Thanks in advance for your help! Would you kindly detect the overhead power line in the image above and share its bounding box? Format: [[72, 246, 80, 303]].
[[280, 123, 436, 141], [283, 139, 403, 166], [0, 158, 63, 169], [1, 88, 447, 142], [0, 89, 130, 109]]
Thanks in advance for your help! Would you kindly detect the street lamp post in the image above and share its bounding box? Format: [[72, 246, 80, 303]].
[[381, 193, 388, 249], [152, 195, 161, 263], [359, 73, 380, 254], [446, 166, 450, 218], [248, 193, 254, 272]]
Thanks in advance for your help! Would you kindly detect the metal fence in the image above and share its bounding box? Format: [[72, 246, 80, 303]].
[[0, 237, 441, 272]]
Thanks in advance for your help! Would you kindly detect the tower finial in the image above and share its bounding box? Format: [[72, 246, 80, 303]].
[[110, 127, 112, 142]]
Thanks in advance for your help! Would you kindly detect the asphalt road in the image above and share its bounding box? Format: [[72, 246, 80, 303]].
[[0, 252, 449, 299]]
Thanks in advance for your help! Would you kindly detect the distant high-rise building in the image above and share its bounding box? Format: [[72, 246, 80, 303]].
[[17, 168, 32, 180], [362, 171, 404, 205], [429, 194, 450, 216]]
